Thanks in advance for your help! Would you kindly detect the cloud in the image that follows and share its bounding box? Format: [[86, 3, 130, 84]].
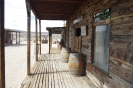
[[5, 0, 27, 31], [5, 0, 64, 32]]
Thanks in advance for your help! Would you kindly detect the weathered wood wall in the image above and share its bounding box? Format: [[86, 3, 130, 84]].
[[66, 0, 133, 87]]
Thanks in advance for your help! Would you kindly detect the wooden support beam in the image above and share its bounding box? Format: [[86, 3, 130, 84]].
[[26, 0, 31, 75], [30, 7, 39, 19], [35, 17, 38, 61], [31, 0, 86, 3], [39, 20, 41, 54], [37, 14, 71, 16], [12, 32, 13, 44], [16, 32, 17, 44], [19, 32, 20, 44], [0, 0, 5, 87], [48, 31, 51, 54], [50, 32, 52, 53]]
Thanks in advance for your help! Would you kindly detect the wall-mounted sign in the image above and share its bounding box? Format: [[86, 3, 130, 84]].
[[94, 9, 110, 22], [73, 15, 83, 24], [81, 25, 87, 36]]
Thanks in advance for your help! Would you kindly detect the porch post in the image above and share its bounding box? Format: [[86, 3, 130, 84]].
[[12, 32, 13, 44], [16, 32, 17, 44], [35, 17, 38, 61], [0, 0, 5, 87], [26, 0, 31, 75], [50, 33, 52, 52], [19, 32, 20, 44], [39, 20, 41, 54], [49, 31, 50, 54]]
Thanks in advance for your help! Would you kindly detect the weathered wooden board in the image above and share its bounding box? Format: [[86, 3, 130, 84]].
[[20, 54, 97, 88], [111, 35, 133, 42], [66, 0, 133, 87], [0, 0, 5, 88]]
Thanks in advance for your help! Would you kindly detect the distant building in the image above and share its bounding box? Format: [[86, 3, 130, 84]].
[[5, 28, 22, 46]]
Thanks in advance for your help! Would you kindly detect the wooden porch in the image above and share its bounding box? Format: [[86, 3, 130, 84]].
[[21, 54, 96, 88]]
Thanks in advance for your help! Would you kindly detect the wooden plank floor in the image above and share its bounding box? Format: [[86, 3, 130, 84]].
[[21, 54, 96, 88]]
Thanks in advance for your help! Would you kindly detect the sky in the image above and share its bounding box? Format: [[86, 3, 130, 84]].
[[5, 0, 64, 32]]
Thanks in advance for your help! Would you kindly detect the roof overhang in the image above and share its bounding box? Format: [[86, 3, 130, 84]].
[[46, 27, 66, 34], [27, 0, 87, 20], [5, 28, 22, 32]]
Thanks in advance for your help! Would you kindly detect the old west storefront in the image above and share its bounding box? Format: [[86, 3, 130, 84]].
[[65, 0, 133, 87], [0, 0, 133, 88]]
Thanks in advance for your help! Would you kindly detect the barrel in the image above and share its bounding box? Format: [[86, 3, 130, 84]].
[[68, 53, 85, 76], [60, 47, 71, 63], [42, 40, 48, 44], [57, 43, 62, 50]]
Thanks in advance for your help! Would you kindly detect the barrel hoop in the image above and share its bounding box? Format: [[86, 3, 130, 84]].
[[62, 59, 68, 61], [69, 72, 83, 75], [69, 53, 82, 58], [69, 60, 84, 62], [69, 55, 82, 58], [69, 68, 84, 70], [61, 52, 70, 53]]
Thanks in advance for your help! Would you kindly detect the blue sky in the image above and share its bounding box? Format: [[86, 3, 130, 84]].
[[5, 0, 64, 32]]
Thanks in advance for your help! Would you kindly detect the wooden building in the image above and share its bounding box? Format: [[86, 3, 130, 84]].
[[5, 29, 21, 46], [0, 0, 133, 88], [47, 27, 66, 54], [65, 0, 133, 88]]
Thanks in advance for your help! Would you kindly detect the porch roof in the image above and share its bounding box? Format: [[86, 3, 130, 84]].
[[28, 0, 87, 20], [46, 27, 66, 34], [5, 28, 22, 33]]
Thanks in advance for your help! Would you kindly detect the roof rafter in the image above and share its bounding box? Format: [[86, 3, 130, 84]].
[[31, 0, 86, 3], [28, 0, 87, 20]]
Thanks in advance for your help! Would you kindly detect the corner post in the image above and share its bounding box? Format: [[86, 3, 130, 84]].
[[48, 31, 51, 54], [16, 32, 17, 44], [26, 0, 31, 75], [35, 17, 38, 61], [12, 32, 13, 44], [19, 32, 20, 44], [39, 20, 41, 54], [0, 0, 5, 87]]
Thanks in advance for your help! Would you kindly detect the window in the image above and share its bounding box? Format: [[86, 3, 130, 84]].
[[94, 24, 110, 72]]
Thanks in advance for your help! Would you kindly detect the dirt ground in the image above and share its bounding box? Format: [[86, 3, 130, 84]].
[[5, 41, 49, 88]]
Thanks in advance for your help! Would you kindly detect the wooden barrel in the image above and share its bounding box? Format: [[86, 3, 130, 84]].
[[68, 53, 85, 76], [57, 43, 62, 50], [42, 40, 48, 44], [60, 47, 71, 63]]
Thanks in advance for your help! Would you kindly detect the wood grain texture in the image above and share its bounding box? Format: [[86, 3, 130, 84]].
[[20, 54, 97, 88], [66, 0, 133, 87], [27, 0, 87, 20], [35, 17, 38, 61], [26, 0, 31, 75], [39, 20, 41, 54], [0, 0, 5, 87]]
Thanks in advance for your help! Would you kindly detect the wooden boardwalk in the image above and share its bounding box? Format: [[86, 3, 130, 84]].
[[21, 54, 96, 88]]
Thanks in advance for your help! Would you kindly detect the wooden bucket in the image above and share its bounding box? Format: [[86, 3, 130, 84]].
[[68, 53, 85, 76], [60, 47, 71, 63]]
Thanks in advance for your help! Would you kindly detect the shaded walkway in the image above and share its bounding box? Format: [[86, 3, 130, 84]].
[[21, 54, 96, 88]]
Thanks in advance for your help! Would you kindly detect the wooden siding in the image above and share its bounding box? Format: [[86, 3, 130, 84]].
[[66, 0, 133, 87]]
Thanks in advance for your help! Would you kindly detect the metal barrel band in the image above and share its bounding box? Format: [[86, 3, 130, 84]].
[[69, 60, 84, 62]]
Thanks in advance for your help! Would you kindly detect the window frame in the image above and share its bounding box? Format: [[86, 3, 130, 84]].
[[92, 24, 110, 73]]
